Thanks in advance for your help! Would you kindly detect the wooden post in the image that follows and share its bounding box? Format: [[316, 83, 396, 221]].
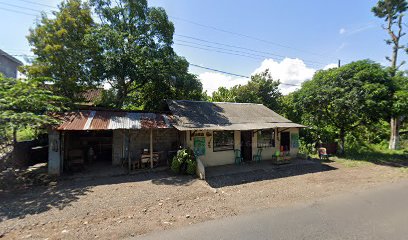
[[128, 130, 131, 173], [150, 128, 153, 169]]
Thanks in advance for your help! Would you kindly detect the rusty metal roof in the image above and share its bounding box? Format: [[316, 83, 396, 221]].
[[55, 110, 172, 130]]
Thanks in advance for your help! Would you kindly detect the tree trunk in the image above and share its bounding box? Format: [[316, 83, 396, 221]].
[[389, 116, 400, 150], [12, 127, 17, 145], [116, 78, 127, 108], [338, 128, 345, 155]]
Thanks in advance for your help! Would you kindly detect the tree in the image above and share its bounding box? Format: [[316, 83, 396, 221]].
[[24, 0, 101, 101], [90, 0, 203, 110], [132, 55, 205, 111], [372, 0, 408, 149], [210, 70, 282, 112], [0, 75, 65, 144], [294, 60, 392, 154]]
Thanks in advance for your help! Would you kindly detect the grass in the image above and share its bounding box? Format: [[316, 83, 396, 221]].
[[310, 143, 408, 169], [333, 144, 407, 168]]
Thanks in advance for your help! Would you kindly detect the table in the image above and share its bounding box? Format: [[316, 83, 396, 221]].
[[141, 152, 159, 168]]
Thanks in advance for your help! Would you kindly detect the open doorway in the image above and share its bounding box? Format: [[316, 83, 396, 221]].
[[241, 131, 252, 162], [280, 132, 290, 152], [63, 130, 113, 173]]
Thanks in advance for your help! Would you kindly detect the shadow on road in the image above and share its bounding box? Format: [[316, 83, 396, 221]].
[[0, 169, 195, 221], [206, 160, 337, 188]]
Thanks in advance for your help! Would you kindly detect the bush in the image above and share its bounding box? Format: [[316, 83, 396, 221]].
[[171, 157, 182, 174], [171, 148, 196, 175], [186, 159, 197, 175]]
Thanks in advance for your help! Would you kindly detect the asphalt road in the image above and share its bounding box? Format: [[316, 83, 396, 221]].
[[134, 181, 408, 240]]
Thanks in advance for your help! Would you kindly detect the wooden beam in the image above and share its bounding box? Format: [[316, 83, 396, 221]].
[[150, 128, 153, 169], [128, 130, 131, 173], [190, 130, 197, 140], [277, 128, 290, 134]]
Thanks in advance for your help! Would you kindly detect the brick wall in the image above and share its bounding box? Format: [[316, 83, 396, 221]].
[[112, 129, 180, 166]]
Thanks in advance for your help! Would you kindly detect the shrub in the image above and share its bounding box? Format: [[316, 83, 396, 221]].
[[171, 156, 182, 174], [171, 148, 196, 175], [186, 159, 197, 175]]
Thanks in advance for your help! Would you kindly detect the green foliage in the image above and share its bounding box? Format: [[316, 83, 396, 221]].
[[171, 149, 196, 175], [286, 60, 393, 153], [186, 159, 197, 175], [372, 0, 408, 150], [170, 156, 182, 174], [0, 76, 65, 142], [390, 72, 408, 116], [372, 0, 407, 23], [17, 127, 37, 142], [89, 0, 204, 110], [24, 0, 101, 101], [210, 70, 282, 112]]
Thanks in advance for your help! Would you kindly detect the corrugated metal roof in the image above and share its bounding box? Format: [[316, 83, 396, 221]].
[[167, 100, 306, 130], [55, 111, 172, 131]]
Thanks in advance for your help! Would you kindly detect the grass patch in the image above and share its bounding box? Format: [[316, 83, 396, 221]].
[[334, 145, 407, 168], [17, 127, 37, 142]]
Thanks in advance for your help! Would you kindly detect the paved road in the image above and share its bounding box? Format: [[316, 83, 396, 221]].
[[134, 181, 408, 240]]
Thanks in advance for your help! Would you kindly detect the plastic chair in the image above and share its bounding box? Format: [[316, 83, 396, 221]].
[[318, 147, 329, 160], [234, 149, 243, 165], [253, 148, 262, 163]]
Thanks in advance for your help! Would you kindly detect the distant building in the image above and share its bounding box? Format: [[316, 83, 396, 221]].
[[0, 49, 23, 78]]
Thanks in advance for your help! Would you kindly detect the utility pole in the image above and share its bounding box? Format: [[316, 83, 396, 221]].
[[338, 59, 341, 68]]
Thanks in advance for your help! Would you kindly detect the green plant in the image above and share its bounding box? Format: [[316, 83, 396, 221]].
[[186, 159, 197, 175], [171, 156, 182, 174], [170, 149, 196, 175]]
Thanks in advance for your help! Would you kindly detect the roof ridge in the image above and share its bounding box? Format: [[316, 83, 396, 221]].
[[170, 99, 264, 105]]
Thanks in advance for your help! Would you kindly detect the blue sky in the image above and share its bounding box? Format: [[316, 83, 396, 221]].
[[0, 0, 405, 94]]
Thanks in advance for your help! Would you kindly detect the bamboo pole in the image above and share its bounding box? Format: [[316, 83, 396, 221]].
[[150, 128, 153, 169]]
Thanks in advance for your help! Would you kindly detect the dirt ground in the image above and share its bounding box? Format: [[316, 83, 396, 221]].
[[1, 159, 407, 240]]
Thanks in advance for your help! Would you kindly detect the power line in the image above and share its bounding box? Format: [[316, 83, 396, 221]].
[[189, 63, 300, 87], [175, 34, 326, 65], [190, 63, 250, 79], [13, 0, 57, 9], [175, 42, 322, 69], [169, 15, 332, 60], [174, 43, 264, 61], [174, 38, 324, 67], [0, 2, 45, 13], [175, 39, 285, 61], [0, 6, 37, 16]]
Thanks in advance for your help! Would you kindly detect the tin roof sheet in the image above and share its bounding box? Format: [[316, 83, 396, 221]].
[[55, 110, 172, 130]]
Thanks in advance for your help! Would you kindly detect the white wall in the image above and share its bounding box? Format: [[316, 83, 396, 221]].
[[185, 128, 301, 166], [48, 130, 61, 175], [186, 130, 239, 166]]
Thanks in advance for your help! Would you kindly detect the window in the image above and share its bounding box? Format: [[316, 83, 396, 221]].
[[213, 131, 234, 151], [257, 129, 275, 148]]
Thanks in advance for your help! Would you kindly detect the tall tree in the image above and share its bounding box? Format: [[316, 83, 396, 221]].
[[210, 70, 282, 112], [90, 0, 203, 110], [372, 0, 408, 149], [295, 60, 392, 154], [25, 0, 101, 101]]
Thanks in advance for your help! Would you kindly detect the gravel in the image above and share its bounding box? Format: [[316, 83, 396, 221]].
[[0, 161, 407, 239]]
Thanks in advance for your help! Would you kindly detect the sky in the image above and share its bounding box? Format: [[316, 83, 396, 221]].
[[0, 0, 405, 95]]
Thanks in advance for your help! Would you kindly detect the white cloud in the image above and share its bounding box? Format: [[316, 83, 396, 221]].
[[323, 63, 338, 70], [252, 58, 316, 94], [339, 28, 346, 34], [199, 58, 320, 96], [198, 72, 248, 95]]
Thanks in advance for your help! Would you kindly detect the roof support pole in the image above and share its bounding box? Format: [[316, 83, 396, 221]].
[[150, 128, 153, 169], [128, 130, 131, 173]]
